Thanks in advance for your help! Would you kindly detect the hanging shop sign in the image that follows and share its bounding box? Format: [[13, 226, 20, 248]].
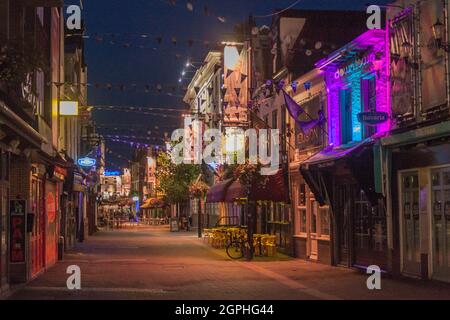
[[77, 157, 96, 167], [10, 200, 27, 263], [357, 111, 389, 125], [60, 101, 79, 116]]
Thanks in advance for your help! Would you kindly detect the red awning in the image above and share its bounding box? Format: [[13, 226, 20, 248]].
[[252, 169, 289, 203], [224, 179, 247, 202], [224, 170, 289, 203], [205, 178, 234, 203]]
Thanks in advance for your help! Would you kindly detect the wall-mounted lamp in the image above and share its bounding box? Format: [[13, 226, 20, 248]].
[[432, 19, 450, 52]]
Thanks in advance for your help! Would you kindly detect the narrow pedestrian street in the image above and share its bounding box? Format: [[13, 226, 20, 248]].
[[7, 226, 450, 300]]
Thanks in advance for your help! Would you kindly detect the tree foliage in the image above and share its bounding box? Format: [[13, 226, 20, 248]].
[[155, 151, 201, 204]]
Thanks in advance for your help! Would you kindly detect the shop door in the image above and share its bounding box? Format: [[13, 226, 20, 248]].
[[309, 199, 318, 260], [31, 179, 45, 277], [400, 172, 421, 276], [353, 191, 387, 269], [0, 185, 8, 289], [431, 167, 450, 281], [336, 185, 352, 266]]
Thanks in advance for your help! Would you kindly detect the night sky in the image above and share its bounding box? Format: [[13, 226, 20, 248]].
[[68, 0, 391, 169]]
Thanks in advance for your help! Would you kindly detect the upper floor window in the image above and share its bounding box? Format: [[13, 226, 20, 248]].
[[295, 96, 323, 150], [340, 88, 353, 144], [271, 110, 278, 129], [361, 76, 377, 138]]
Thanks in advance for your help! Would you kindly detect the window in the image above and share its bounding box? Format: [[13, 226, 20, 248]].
[[320, 207, 330, 236], [271, 110, 278, 129], [362, 76, 377, 138], [299, 209, 307, 233], [299, 184, 306, 206], [311, 200, 317, 234], [295, 96, 323, 150], [340, 88, 353, 144]]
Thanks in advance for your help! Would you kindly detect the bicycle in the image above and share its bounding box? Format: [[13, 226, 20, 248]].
[[226, 236, 249, 259]]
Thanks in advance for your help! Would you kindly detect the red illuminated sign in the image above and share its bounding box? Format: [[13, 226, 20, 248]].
[[10, 200, 27, 263]]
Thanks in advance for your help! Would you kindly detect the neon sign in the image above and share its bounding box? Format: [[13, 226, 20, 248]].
[[104, 171, 121, 176], [77, 157, 96, 167], [334, 53, 375, 79]]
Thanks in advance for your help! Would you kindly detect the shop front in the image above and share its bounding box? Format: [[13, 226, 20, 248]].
[[382, 120, 450, 282], [205, 170, 291, 252], [301, 140, 388, 270], [291, 168, 331, 264]]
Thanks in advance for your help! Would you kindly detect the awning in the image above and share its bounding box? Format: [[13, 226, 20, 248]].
[[224, 179, 247, 202], [0, 100, 47, 149], [300, 138, 378, 206], [224, 170, 289, 203], [301, 138, 373, 170], [205, 178, 234, 203]]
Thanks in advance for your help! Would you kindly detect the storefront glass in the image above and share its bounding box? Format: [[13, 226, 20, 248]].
[[431, 167, 450, 281]]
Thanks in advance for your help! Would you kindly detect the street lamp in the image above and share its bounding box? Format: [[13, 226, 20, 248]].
[[432, 19, 450, 52]]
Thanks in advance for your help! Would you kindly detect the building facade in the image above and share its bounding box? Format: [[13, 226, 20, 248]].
[[383, 0, 450, 282]]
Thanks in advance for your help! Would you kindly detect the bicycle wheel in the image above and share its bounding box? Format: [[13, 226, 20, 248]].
[[226, 241, 244, 259]]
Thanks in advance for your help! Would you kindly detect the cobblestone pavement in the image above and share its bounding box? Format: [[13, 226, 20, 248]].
[[6, 225, 450, 300]]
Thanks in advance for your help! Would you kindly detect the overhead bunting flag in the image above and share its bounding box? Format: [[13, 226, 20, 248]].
[[282, 90, 306, 123], [240, 74, 247, 83], [291, 81, 298, 93], [297, 110, 326, 135], [207, 87, 213, 95], [223, 101, 229, 108], [304, 81, 312, 91], [234, 88, 241, 97], [226, 69, 234, 78], [221, 87, 227, 98], [194, 87, 200, 95]]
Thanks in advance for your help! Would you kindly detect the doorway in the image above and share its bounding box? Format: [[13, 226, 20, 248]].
[[431, 167, 450, 281], [336, 185, 352, 266], [400, 171, 421, 276]]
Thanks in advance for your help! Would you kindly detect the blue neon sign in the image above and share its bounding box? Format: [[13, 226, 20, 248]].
[[78, 157, 96, 167]]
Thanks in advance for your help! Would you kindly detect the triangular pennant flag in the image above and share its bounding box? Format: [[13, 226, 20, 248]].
[[223, 101, 229, 108], [235, 113, 240, 120], [207, 87, 213, 95], [291, 81, 298, 93], [194, 87, 200, 95], [234, 88, 241, 97], [240, 74, 247, 83], [226, 69, 234, 78], [282, 90, 305, 123], [221, 87, 227, 98]]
